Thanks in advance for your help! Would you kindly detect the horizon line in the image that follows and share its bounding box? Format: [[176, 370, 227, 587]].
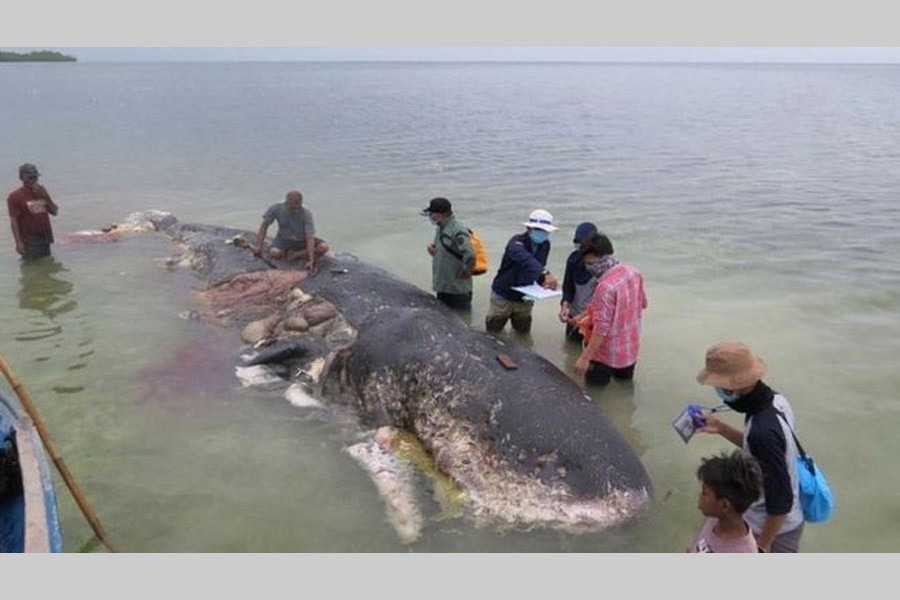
[[13, 58, 900, 66]]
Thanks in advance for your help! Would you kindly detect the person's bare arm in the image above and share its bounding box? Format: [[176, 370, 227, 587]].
[[755, 513, 787, 552], [574, 327, 604, 376], [698, 414, 744, 447], [558, 300, 571, 323], [255, 223, 269, 254], [35, 184, 58, 215], [305, 235, 317, 274], [10, 219, 24, 255]]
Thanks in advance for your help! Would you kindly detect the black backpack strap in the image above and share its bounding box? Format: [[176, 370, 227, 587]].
[[438, 230, 467, 263], [775, 410, 808, 460]]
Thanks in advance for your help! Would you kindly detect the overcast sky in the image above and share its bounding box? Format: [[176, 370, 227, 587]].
[[5, 2, 899, 51], [6, 47, 900, 63]]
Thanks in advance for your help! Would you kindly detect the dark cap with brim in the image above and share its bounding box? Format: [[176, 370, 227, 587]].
[[19, 163, 40, 177], [573, 222, 598, 244], [421, 197, 452, 215]]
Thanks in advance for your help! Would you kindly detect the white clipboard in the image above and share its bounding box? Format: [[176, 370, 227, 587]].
[[511, 284, 562, 301]]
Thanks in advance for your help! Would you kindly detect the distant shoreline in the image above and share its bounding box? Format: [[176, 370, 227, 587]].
[[0, 50, 76, 62], [11, 58, 899, 68]]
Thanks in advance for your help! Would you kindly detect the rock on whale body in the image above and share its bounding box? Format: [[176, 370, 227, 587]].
[[128, 213, 652, 535]]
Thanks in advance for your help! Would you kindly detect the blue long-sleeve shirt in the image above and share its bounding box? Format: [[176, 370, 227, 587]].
[[491, 232, 551, 302]]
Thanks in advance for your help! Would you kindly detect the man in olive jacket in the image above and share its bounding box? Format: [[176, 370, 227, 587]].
[[422, 197, 475, 310]]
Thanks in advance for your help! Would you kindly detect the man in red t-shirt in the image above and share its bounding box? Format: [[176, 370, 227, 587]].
[[7, 163, 59, 260]]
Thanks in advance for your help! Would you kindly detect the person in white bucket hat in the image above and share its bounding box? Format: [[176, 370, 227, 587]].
[[522, 208, 559, 233], [485, 209, 560, 334]]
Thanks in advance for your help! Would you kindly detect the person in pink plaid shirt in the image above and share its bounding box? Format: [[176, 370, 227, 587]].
[[572, 232, 648, 386]]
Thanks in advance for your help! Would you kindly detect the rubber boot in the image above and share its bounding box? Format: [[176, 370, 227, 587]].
[[511, 315, 532, 333], [485, 315, 508, 333]]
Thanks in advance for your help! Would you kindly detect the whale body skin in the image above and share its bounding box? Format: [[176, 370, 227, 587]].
[[141, 215, 652, 533]]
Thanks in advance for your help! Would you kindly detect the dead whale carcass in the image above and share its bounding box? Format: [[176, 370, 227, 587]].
[[121, 212, 653, 542]]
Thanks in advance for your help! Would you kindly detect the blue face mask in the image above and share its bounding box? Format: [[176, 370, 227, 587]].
[[529, 230, 549, 245], [715, 388, 738, 404]]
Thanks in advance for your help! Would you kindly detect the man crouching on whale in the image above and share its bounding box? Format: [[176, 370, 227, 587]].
[[255, 190, 330, 272]]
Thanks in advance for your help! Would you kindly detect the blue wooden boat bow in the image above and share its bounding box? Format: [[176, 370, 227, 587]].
[[1, 387, 63, 553]]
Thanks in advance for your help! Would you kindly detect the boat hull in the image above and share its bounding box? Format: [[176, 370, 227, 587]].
[[0, 389, 63, 553]]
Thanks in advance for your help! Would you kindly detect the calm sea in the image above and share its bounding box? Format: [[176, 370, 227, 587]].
[[1, 61, 898, 552]]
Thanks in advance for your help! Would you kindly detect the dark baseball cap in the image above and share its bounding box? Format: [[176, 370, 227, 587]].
[[421, 197, 452, 215], [19, 163, 40, 177], [573, 222, 598, 244]]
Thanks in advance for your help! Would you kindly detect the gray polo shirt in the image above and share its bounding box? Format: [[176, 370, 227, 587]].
[[262, 203, 316, 243]]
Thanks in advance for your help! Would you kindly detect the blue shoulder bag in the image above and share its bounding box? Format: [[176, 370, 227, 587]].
[[777, 412, 834, 523]]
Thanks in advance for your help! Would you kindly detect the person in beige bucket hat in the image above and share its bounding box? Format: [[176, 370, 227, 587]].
[[695, 341, 805, 553], [696, 341, 767, 391]]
